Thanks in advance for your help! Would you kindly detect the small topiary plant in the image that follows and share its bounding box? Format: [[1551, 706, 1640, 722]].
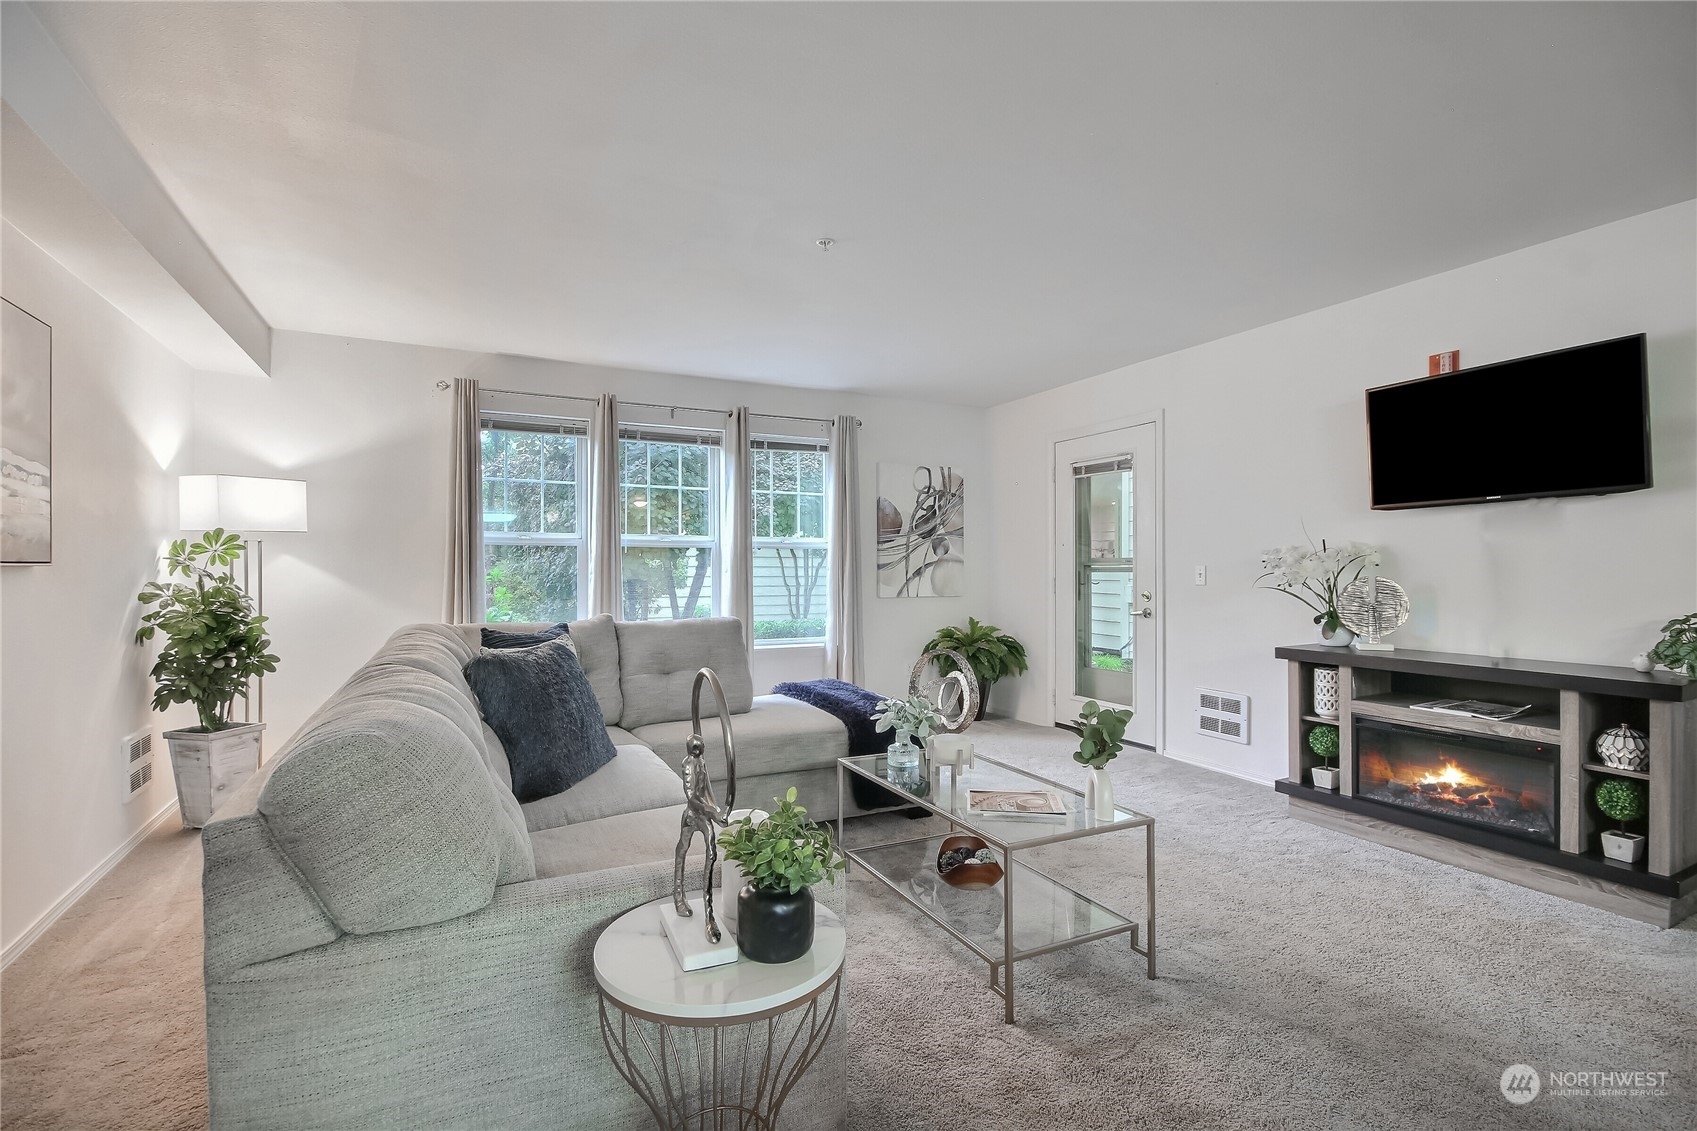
[[1307, 723, 1341, 767], [1594, 777, 1647, 832]]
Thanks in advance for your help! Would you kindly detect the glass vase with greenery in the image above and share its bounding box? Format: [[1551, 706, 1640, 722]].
[[922, 617, 1029, 718], [135, 530, 279, 732]]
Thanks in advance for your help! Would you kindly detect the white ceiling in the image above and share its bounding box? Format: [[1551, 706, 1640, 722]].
[[29, 1, 1697, 406]]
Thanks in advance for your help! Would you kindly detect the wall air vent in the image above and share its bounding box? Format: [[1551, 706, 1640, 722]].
[[123, 729, 156, 802], [1195, 688, 1250, 744]]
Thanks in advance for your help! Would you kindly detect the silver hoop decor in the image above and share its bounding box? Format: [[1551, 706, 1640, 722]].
[[909, 648, 979, 733]]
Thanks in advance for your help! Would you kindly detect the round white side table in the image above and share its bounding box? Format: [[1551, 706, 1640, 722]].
[[594, 897, 845, 1130]]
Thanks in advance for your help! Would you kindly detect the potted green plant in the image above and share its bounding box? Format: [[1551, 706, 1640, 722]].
[[135, 530, 279, 828], [1307, 724, 1341, 790], [1646, 614, 1697, 679], [872, 692, 944, 787], [923, 618, 1029, 719], [718, 788, 847, 964], [1256, 537, 1380, 647], [1594, 777, 1647, 864], [1071, 700, 1133, 819]]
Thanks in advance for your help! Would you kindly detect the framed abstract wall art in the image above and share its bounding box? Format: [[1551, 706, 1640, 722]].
[[876, 462, 963, 598], [2, 298, 52, 564]]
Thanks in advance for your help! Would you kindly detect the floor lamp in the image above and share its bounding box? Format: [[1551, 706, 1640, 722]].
[[178, 475, 309, 738]]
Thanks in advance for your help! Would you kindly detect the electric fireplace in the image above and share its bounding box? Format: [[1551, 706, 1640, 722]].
[[1354, 719, 1558, 846]]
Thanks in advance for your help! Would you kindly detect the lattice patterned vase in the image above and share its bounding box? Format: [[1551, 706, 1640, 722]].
[[1595, 723, 1649, 773]]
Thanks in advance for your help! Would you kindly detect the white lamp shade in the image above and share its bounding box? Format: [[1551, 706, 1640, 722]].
[[179, 475, 308, 532]]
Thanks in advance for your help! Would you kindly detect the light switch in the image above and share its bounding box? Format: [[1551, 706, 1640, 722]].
[[1194, 565, 1207, 585]]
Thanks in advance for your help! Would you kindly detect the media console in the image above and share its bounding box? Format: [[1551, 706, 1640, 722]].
[[1273, 644, 1697, 926]]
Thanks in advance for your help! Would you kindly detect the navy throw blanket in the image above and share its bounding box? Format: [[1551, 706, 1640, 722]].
[[772, 679, 887, 756]]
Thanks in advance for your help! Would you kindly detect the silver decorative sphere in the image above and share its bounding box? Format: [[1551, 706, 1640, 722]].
[[1595, 723, 1649, 773], [1337, 576, 1410, 646]]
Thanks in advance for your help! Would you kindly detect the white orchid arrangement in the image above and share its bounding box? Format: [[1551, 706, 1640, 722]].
[[872, 693, 944, 748], [1256, 537, 1380, 635]]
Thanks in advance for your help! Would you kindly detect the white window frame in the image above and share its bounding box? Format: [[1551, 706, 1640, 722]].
[[751, 435, 830, 646], [618, 424, 723, 621], [480, 412, 588, 623]]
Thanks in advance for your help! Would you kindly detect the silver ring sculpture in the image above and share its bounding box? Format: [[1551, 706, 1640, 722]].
[[673, 667, 738, 944], [909, 648, 980, 733]]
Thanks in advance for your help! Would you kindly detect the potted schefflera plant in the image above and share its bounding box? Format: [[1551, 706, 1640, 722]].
[[135, 530, 279, 828], [923, 617, 1029, 719], [718, 788, 847, 963], [1594, 777, 1648, 864], [1307, 724, 1341, 791], [1072, 700, 1134, 819]]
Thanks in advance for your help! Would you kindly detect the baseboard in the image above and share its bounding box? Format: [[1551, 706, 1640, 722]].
[[1159, 746, 1275, 787], [1, 797, 181, 969]]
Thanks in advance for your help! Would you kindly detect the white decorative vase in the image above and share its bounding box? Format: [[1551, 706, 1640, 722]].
[[1310, 765, 1339, 791], [1595, 724, 1649, 773], [163, 722, 265, 829], [1312, 667, 1340, 720], [1316, 621, 1355, 648], [1084, 765, 1115, 820], [1600, 830, 1645, 864]]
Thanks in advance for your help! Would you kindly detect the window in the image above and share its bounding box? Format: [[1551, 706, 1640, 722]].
[[481, 417, 585, 623], [751, 439, 828, 643], [620, 429, 718, 621]]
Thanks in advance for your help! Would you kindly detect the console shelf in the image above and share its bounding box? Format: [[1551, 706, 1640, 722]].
[[1275, 643, 1697, 926]]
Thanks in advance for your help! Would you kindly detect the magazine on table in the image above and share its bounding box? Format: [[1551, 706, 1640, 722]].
[[967, 788, 1068, 817], [1409, 698, 1532, 721]]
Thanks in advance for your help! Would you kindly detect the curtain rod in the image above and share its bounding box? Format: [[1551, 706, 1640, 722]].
[[440, 381, 861, 427]]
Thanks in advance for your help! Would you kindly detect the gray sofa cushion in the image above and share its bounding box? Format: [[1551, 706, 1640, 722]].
[[530, 805, 692, 879], [465, 638, 618, 802], [520, 745, 683, 832], [632, 693, 848, 783], [258, 700, 509, 935], [614, 617, 754, 729]]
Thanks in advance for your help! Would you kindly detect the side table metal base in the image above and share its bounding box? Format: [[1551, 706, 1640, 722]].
[[598, 974, 841, 1131]]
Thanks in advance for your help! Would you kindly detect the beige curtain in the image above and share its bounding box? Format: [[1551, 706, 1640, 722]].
[[825, 414, 862, 683], [443, 377, 483, 623], [721, 407, 754, 642], [586, 393, 622, 617]]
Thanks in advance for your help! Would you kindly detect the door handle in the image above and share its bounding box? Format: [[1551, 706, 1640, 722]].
[[1133, 606, 1152, 619]]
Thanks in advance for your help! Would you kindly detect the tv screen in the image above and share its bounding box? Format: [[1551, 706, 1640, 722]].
[[1366, 334, 1651, 510]]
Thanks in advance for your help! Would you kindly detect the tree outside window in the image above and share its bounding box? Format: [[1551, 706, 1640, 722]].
[[620, 435, 717, 621], [481, 422, 584, 622], [752, 443, 828, 643]]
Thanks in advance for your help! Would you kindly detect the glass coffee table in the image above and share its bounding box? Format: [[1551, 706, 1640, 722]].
[[837, 752, 1155, 1024]]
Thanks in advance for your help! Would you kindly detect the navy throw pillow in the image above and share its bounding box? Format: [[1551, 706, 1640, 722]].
[[481, 622, 570, 650], [463, 638, 615, 802]]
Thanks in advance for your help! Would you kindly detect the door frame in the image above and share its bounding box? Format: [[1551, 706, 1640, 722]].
[[1047, 410, 1166, 755]]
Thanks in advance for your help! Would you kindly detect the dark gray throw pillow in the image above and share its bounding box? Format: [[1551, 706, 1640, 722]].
[[481, 622, 570, 650], [463, 638, 615, 802]]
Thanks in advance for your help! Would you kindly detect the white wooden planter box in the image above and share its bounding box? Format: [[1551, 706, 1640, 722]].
[[165, 723, 264, 829]]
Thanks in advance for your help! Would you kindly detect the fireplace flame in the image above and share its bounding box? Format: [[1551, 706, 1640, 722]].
[[1414, 759, 1482, 789]]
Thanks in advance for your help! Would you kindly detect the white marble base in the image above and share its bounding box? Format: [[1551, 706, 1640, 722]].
[[659, 896, 739, 971]]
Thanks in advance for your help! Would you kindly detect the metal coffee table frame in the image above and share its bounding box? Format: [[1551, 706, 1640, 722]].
[[837, 752, 1155, 1024]]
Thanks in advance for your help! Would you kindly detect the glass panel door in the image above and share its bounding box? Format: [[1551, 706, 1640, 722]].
[[1074, 461, 1137, 707]]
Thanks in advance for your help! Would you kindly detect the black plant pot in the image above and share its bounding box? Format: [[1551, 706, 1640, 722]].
[[736, 884, 815, 964]]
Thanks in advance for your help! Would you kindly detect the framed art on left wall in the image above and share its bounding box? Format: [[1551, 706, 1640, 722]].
[[2, 298, 53, 564]]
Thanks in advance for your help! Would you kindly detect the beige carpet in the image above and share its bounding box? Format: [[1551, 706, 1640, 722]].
[[3, 720, 1693, 1130]]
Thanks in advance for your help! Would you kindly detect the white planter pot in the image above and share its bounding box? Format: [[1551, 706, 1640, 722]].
[[164, 722, 264, 829], [1600, 830, 1645, 864], [1312, 667, 1340, 719], [1310, 765, 1339, 791], [1316, 622, 1355, 648], [1084, 764, 1115, 820]]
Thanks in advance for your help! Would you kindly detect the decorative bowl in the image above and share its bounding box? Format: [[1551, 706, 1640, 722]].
[[937, 834, 1002, 890]]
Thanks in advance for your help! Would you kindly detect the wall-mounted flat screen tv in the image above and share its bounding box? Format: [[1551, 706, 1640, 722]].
[[1366, 334, 1651, 510]]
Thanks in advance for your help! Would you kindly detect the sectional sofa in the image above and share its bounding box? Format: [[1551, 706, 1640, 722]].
[[201, 615, 858, 1129]]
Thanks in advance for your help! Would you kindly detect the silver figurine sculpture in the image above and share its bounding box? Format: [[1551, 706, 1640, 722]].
[[673, 667, 738, 943]]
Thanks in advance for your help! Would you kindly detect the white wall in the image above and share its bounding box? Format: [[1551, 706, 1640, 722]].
[[988, 202, 1697, 785], [190, 335, 992, 750], [0, 222, 196, 959]]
